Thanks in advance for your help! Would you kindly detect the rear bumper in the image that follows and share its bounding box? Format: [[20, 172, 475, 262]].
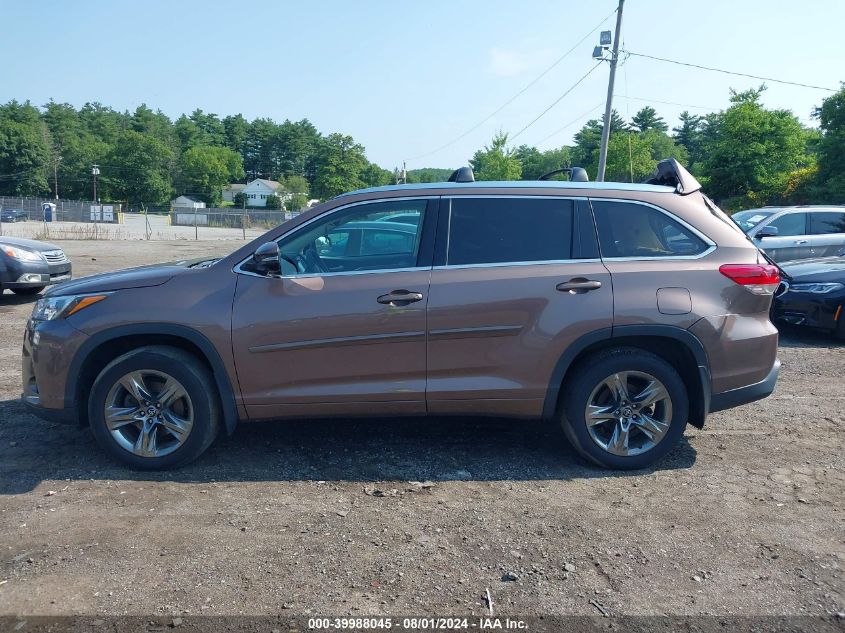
[[709, 359, 780, 413]]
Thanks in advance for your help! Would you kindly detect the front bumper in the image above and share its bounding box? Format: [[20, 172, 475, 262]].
[[2, 258, 72, 288], [710, 359, 780, 412], [772, 289, 843, 331], [21, 316, 88, 425]]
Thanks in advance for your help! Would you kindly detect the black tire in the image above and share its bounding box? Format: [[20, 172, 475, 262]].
[[88, 346, 221, 470], [11, 286, 45, 295], [560, 348, 689, 470]]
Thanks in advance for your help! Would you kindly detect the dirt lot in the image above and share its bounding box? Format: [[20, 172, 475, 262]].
[[0, 240, 842, 626]]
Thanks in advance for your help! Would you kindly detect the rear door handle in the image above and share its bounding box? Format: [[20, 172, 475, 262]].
[[556, 278, 602, 293], [794, 240, 809, 244], [377, 290, 424, 305]]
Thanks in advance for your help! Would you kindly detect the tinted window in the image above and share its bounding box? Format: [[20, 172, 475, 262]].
[[809, 211, 845, 235], [768, 212, 807, 236], [446, 198, 573, 266], [591, 200, 708, 258]]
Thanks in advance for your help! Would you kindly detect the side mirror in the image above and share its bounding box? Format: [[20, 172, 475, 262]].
[[253, 241, 281, 275], [756, 225, 779, 239]]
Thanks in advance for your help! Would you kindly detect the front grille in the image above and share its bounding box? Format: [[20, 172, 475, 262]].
[[42, 249, 68, 264]]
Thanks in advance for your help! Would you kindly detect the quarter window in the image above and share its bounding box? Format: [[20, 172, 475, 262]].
[[591, 200, 708, 258], [808, 212, 845, 235], [446, 198, 573, 266]]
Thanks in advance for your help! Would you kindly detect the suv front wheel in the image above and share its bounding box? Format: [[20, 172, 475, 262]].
[[88, 346, 221, 470], [562, 349, 689, 470]]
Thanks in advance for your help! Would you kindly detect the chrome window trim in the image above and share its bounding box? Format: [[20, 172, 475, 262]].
[[233, 196, 436, 279], [586, 196, 717, 262], [433, 258, 601, 271]]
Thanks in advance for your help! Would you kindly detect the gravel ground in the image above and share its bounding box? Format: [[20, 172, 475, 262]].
[[0, 240, 842, 625]]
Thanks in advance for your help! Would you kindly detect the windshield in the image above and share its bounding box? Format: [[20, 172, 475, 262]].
[[731, 209, 775, 232]]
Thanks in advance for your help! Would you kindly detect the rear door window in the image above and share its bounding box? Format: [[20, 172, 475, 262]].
[[768, 212, 808, 236], [808, 212, 845, 235], [446, 197, 573, 266], [590, 200, 708, 258]]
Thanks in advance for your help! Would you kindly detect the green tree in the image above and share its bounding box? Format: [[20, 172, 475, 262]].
[[470, 132, 522, 181], [311, 133, 368, 199], [814, 84, 845, 202], [178, 145, 245, 205], [571, 109, 627, 167], [0, 100, 51, 196], [701, 86, 809, 206], [406, 167, 453, 183], [103, 129, 174, 204], [514, 145, 571, 180], [672, 111, 704, 168], [630, 106, 668, 133], [264, 193, 283, 209], [282, 174, 310, 211]]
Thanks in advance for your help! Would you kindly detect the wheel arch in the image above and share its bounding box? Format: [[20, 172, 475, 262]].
[[543, 325, 711, 428], [67, 324, 240, 435]]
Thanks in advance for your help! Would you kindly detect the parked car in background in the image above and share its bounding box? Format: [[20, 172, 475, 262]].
[[1, 208, 29, 223], [22, 159, 781, 471], [732, 206, 845, 262], [773, 255, 845, 340], [0, 237, 72, 295]]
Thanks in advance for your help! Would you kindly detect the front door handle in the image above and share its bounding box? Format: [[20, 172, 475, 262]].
[[377, 290, 424, 305], [556, 278, 602, 293], [794, 240, 809, 245]]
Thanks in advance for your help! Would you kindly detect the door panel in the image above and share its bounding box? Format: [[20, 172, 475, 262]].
[[808, 211, 845, 257], [755, 212, 811, 261], [232, 269, 431, 419], [426, 262, 613, 414]]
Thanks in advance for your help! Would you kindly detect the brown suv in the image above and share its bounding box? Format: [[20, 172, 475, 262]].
[[22, 160, 780, 470]]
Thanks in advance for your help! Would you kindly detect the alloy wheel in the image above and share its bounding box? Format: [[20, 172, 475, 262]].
[[104, 370, 194, 457], [584, 370, 673, 457]]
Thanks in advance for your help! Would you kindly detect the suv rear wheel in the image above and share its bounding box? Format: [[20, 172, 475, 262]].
[[561, 348, 689, 469], [88, 346, 221, 470]]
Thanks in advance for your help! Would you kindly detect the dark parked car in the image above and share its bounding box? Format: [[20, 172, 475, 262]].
[[1, 208, 29, 223], [773, 256, 845, 339], [732, 206, 845, 262], [22, 159, 780, 471], [1, 237, 72, 295]]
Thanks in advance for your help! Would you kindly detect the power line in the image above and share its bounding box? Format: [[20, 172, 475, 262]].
[[405, 6, 618, 163], [614, 94, 719, 111], [535, 101, 605, 147], [509, 62, 604, 142], [624, 50, 836, 92]]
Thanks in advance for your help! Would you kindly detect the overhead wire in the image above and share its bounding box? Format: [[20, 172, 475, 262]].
[[405, 5, 618, 162]]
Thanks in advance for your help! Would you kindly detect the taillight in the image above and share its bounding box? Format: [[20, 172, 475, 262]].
[[719, 264, 780, 295]]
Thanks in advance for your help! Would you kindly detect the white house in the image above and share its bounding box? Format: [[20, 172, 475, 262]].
[[240, 179, 284, 207], [170, 195, 206, 209], [221, 183, 246, 203]]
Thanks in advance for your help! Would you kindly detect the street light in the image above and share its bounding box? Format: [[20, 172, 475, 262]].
[[92, 164, 100, 203]]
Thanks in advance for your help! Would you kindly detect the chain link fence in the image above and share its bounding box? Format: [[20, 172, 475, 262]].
[[0, 196, 303, 241]]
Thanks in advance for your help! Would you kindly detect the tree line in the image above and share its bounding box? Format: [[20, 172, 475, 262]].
[[469, 84, 844, 209], [0, 83, 843, 211], [0, 101, 397, 209]]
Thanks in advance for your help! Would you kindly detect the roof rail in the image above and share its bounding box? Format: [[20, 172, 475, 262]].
[[643, 158, 701, 195], [539, 167, 589, 182]]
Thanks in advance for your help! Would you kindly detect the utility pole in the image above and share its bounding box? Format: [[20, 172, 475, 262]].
[[596, 0, 625, 182], [53, 155, 61, 200]]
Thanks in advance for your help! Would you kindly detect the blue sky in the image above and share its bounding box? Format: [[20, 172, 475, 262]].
[[1, 0, 841, 171]]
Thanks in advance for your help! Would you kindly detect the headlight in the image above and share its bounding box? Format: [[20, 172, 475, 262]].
[[789, 282, 844, 294], [32, 293, 111, 321], [1, 244, 44, 262]]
